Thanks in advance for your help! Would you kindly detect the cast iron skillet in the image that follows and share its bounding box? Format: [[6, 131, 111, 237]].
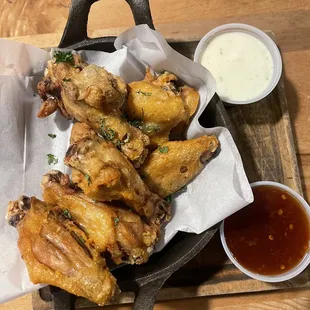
[[47, 0, 235, 309]]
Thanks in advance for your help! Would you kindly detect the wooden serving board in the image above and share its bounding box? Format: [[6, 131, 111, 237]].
[[32, 35, 309, 309]]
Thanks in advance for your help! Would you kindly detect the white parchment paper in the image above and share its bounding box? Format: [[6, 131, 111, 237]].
[[0, 25, 253, 303]]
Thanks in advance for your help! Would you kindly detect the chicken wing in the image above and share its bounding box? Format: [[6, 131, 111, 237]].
[[37, 52, 149, 167], [70, 122, 97, 144], [139, 135, 220, 198], [126, 69, 200, 147], [41, 171, 158, 265], [7, 196, 117, 305], [64, 132, 170, 226]]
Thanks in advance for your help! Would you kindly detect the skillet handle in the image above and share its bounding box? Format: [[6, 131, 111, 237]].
[[133, 276, 168, 310], [59, 0, 154, 49]]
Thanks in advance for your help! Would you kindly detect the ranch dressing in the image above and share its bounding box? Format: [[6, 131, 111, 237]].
[[200, 31, 274, 102]]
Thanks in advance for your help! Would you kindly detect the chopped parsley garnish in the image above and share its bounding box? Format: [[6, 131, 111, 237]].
[[136, 90, 152, 96], [164, 195, 172, 204], [54, 51, 73, 64], [85, 174, 91, 186], [99, 119, 115, 141], [48, 133, 56, 139], [47, 153, 58, 165], [158, 146, 169, 153], [114, 217, 120, 226], [145, 124, 160, 134], [116, 133, 131, 149], [129, 119, 143, 129], [115, 139, 122, 149], [62, 78, 71, 82], [63, 209, 72, 220], [78, 235, 85, 244], [101, 128, 115, 140]]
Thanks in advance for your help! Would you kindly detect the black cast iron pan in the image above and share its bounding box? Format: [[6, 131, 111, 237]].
[[43, 0, 236, 309]]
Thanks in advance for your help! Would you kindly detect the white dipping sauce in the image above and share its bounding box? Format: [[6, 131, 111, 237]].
[[200, 31, 274, 102]]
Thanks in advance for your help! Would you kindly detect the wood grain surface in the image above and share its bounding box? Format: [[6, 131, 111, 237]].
[[1, 0, 310, 309]]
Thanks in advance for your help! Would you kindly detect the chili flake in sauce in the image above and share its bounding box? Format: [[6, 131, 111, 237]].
[[224, 185, 310, 275]]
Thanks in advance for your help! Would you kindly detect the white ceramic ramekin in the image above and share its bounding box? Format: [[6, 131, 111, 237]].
[[194, 23, 283, 105], [220, 181, 310, 282]]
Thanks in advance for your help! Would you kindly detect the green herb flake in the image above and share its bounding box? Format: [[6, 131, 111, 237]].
[[62, 78, 71, 82], [114, 217, 120, 226], [164, 195, 172, 204], [115, 139, 122, 149], [145, 124, 160, 134], [48, 133, 56, 139], [158, 146, 169, 153], [100, 119, 116, 141], [63, 209, 72, 220], [85, 174, 91, 186], [136, 90, 152, 96], [116, 133, 131, 149], [129, 119, 143, 129], [79, 236, 85, 244], [103, 128, 115, 140], [47, 153, 58, 165], [54, 51, 73, 64]]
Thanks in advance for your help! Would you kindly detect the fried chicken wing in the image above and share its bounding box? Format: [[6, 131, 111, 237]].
[[126, 69, 200, 147], [37, 53, 149, 167], [70, 122, 97, 144], [37, 54, 126, 115], [41, 171, 158, 265], [64, 131, 170, 226], [7, 196, 117, 305], [139, 135, 220, 198]]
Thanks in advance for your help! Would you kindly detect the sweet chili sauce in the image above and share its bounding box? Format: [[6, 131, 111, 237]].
[[224, 185, 310, 275]]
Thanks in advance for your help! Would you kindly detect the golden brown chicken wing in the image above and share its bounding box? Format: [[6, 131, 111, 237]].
[[126, 69, 200, 147], [37, 52, 149, 167], [37, 52, 126, 115], [41, 170, 158, 265], [70, 122, 97, 144], [7, 196, 117, 305], [139, 135, 220, 198], [64, 133, 170, 226]]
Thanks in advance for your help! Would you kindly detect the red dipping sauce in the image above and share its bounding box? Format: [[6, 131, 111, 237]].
[[224, 185, 310, 276]]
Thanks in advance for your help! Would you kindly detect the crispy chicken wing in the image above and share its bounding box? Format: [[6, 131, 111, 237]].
[[126, 69, 200, 147], [64, 131, 170, 226], [41, 170, 158, 265], [37, 53, 149, 167], [7, 196, 117, 305], [139, 135, 220, 198], [70, 122, 97, 144]]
